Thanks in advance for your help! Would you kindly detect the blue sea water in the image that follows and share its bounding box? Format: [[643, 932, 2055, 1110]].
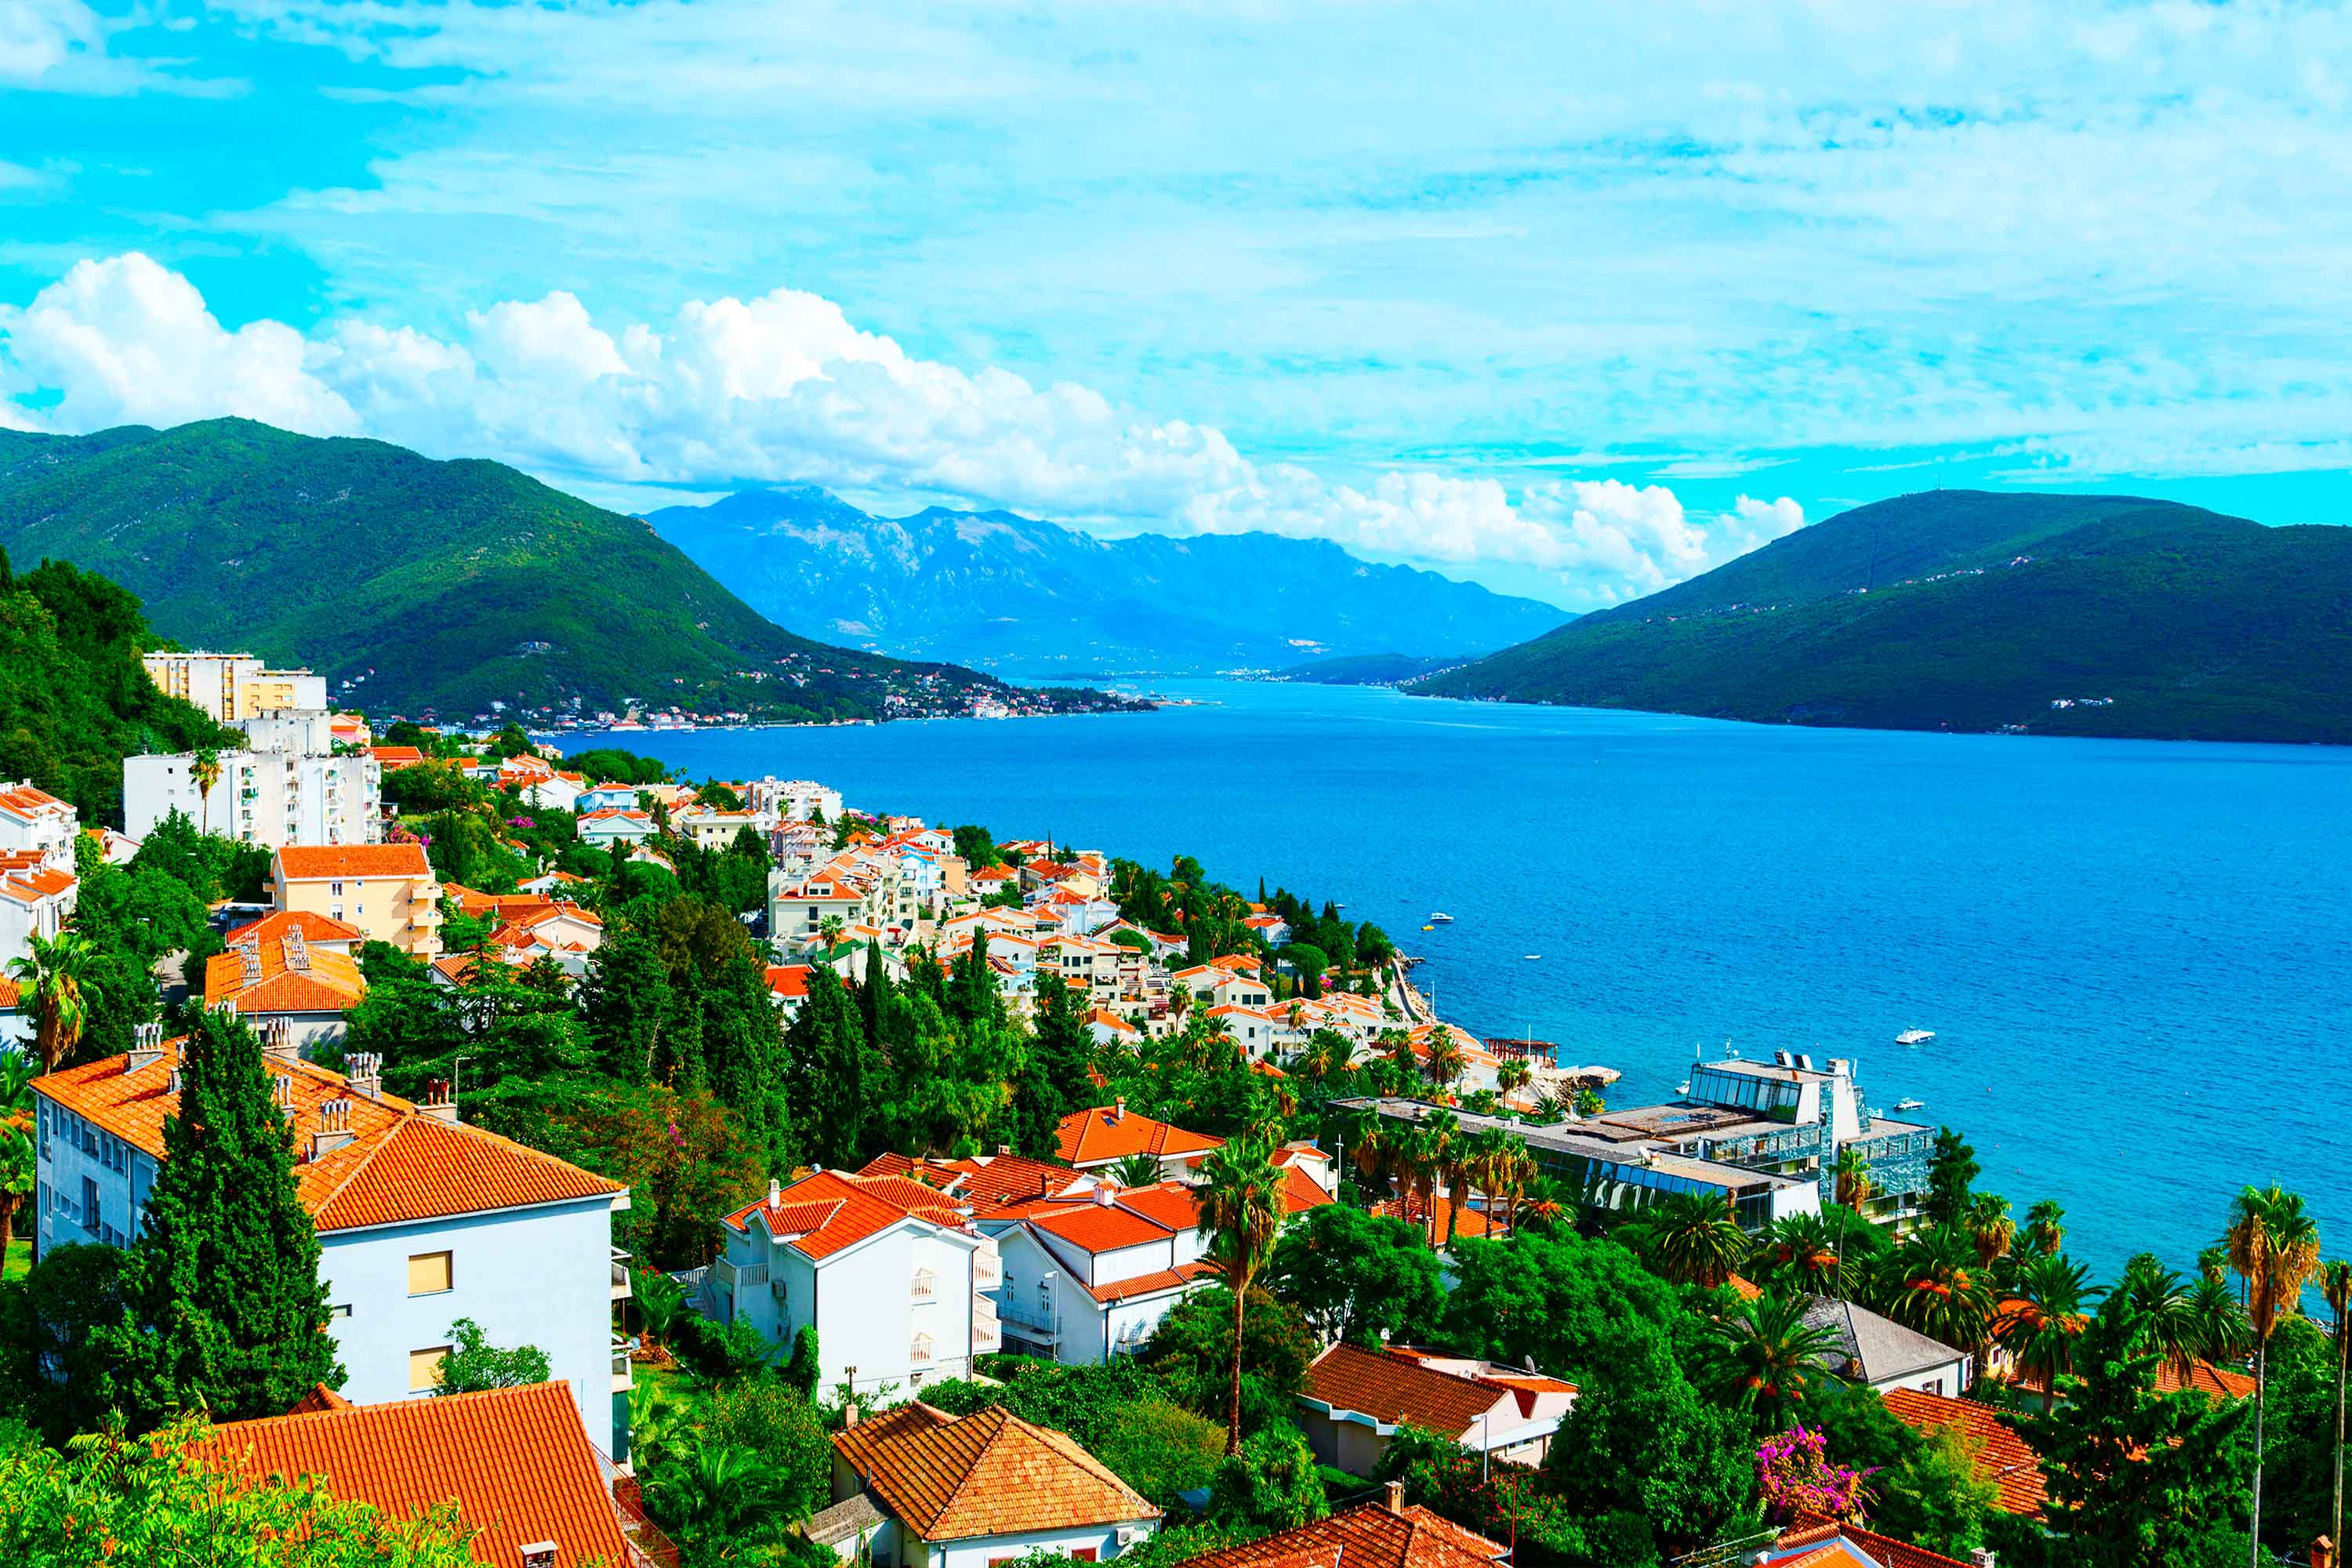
[[549, 681, 2352, 1285]]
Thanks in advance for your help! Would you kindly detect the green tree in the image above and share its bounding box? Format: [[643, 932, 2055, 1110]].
[[2024, 1290, 2253, 1568], [782, 964, 871, 1167], [1207, 1424, 1328, 1532], [1993, 1251, 2094, 1398], [1192, 1131, 1287, 1454], [2324, 1259, 2351, 1566], [1925, 1128, 1980, 1226], [100, 1008, 343, 1424], [1265, 1202, 1445, 1347], [1874, 1418, 1999, 1560], [1873, 1225, 1994, 1361], [1439, 1226, 1685, 1374], [568, 1083, 765, 1270], [433, 1316, 551, 1394], [2224, 1183, 2322, 1564], [1700, 1289, 1846, 1430], [578, 926, 674, 1081], [0, 1413, 478, 1566], [0, 1242, 127, 1442], [1625, 1189, 1751, 1289], [1138, 1285, 1316, 1441], [7, 928, 100, 1073]]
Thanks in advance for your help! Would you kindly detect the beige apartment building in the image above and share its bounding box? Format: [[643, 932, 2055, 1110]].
[[270, 843, 445, 957], [142, 651, 328, 722]]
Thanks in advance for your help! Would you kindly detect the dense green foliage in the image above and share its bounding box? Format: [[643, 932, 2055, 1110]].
[[0, 419, 1119, 722], [1421, 491, 2352, 743], [98, 1008, 343, 1425], [0, 547, 235, 824]]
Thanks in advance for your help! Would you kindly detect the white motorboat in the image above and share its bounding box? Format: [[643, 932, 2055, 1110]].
[[1896, 1029, 1935, 1046], [1522, 953, 1541, 960], [1429, 912, 1455, 924], [1892, 1097, 1926, 1113]]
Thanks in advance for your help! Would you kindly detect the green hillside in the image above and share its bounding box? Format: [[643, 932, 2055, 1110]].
[[0, 546, 238, 824], [1272, 651, 1486, 685], [1418, 492, 2352, 744], [0, 419, 1115, 724]]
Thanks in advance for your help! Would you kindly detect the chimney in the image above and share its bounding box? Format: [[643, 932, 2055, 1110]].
[[2311, 1536, 2336, 1568], [239, 947, 263, 987], [420, 1079, 459, 1123], [517, 1544, 558, 1568], [271, 1075, 297, 1121], [1382, 1480, 1404, 1515], [262, 1016, 298, 1065], [310, 1098, 357, 1160], [284, 927, 310, 972], [1968, 1552, 1998, 1568], [346, 1051, 383, 1101], [768, 1178, 782, 1207], [1094, 1181, 1117, 1206], [127, 1022, 167, 1073], [1110, 1097, 1125, 1123]]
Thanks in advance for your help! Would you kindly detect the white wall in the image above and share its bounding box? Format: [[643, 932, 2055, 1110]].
[[125, 749, 379, 849]]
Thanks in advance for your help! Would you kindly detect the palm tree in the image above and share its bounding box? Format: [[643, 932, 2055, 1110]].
[[1194, 1131, 1284, 1454], [1875, 1225, 1994, 1362], [1756, 1213, 1842, 1300], [1420, 1111, 1470, 1247], [191, 746, 223, 832], [2321, 1258, 2351, 1560], [1831, 1145, 1875, 1212], [0, 1123, 30, 1266], [1424, 1032, 1465, 1094], [7, 929, 101, 1073], [1530, 1090, 1564, 1124], [1301, 1031, 1354, 1087], [1993, 1251, 2094, 1400], [2187, 1271, 2252, 1367], [1515, 1174, 1566, 1231], [1112, 1152, 1165, 1188], [2024, 1200, 2067, 1258], [1350, 1122, 1401, 1202], [1463, 1127, 1519, 1239], [1633, 1189, 1751, 1289], [2121, 1253, 2207, 1387], [1965, 1192, 2016, 1268], [1495, 1058, 1532, 1098], [1704, 1290, 1847, 1428], [2227, 1184, 2323, 1566]]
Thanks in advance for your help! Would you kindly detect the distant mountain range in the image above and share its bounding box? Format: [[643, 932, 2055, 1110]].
[[645, 487, 1570, 673], [0, 420, 1129, 724], [1418, 490, 2352, 744], [1271, 651, 1486, 686]]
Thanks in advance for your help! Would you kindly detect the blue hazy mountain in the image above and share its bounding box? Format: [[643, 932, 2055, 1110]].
[[645, 487, 1570, 674]]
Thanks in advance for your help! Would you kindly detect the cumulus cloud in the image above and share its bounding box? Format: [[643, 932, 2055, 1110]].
[[0, 253, 1796, 602], [0, 0, 100, 84]]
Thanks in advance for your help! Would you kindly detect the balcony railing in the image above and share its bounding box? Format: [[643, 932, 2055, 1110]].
[[612, 1248, 633, 1302], [611, 1336, 633, 1393], [910, 1273, 936, 1300]]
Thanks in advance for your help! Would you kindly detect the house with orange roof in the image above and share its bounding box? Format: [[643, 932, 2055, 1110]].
[[712, 1168, 1004, 1403], [1171, 964, 1272, 1013], [1177, 1485, 1508, 1568], [1056, 1099, 1224, 1178], [1298, 1342, 1577, 1476], [31, 1030, 633, 1456], [576, 807, 657, 848], [225, 908, 368, 956], [0, 852, 78, 973], [1880, 1387, 2046, 1518], [205, 930, 368, 1048], [272, 842, 445, 958], [1759, 1515, 1976, 1568], [673, 801, 759, 851], [194, 1381, 670, 1568], [822, 1401, 1160, 1568], [0, 779, 78, 867]]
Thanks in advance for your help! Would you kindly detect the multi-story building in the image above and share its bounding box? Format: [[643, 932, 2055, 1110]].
[[125, 745, 380, 850], [1334, 1096, 1822, 1232], [31, 1029, 633, 1456], [0, 780, 78, 866], [0, 780, 79, 972], [272, 843, 444, 958], [140, 650, 328, 723], [746, 777, 843, 822], [709, 1167, 1002, 1403]]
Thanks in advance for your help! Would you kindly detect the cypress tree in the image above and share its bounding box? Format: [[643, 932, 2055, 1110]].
[[785, 966, 869, 1167], [102, 1007, 341, 1424], [858, 938, 892, 1045]]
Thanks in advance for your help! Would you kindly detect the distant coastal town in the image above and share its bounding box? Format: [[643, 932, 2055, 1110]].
[[2, 646, 2344, 1568]]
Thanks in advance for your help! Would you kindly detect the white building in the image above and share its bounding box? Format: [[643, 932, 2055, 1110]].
[[746, 778, 843, 822], [31, 1029, 633, 1457], [576, 808, 657, 848], [709, 1167, 1001, 1403], [0, 781, 79, 972], [0, 781, 78, 867], [1297, 1342, 1577, 1477], [986, 1184, 1218, 1365], [125, 746, 380, 850], [820, 1403, 1159, 1568], [141, 651, 328, 723]]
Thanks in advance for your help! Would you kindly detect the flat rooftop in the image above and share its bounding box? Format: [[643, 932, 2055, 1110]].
[[1334, 1098, 1813, 1193]]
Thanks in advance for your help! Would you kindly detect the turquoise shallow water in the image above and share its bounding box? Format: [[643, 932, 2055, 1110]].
[[547, 680, 2352, 1284]]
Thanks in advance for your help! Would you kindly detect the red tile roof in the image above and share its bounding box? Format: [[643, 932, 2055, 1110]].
[[1056, 1103, 1223, 1166], [1179, 1500, 1507, 1568], [765, 964, 813, 999], [1302, 1343, 1513, 1437], [1087, 1260, 1218, 1303], [724, 1168, 968, 1259], [832, 1403, 1157, 1542], [1772, 1518, 1973, 1568], [275, 843, 434, 880], [1881, 1388, 2045, 1517], [204, 940, 368, 1014], [34, 1044, 622, 1232], [1027, 1201, 1172, 1254], [226, 909, 367, 946], [194, 1382, 629, 1568]]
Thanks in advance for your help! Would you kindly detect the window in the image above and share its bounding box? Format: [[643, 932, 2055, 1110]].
[[910, 1332, 935, 1363], [330, 880, 344, 896], [408, 1346, 450, 1392], [1071, 1552, 1099, 1563], [81, 1176, 100, 1235], [407, 1251, 453, 1296]]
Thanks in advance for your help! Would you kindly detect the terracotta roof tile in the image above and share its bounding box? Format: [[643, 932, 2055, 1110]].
[[1179, 1500, 1506, 1568], [226, 909, 368, 946], [274, 843, 434, 881], [833, 1404, 1157, 1542], [1087, 1260, 1218, 1303], [1881, 1388, 2046, 1518], [1773, 1518, 1973, 1568], [724, 1168, 967, 1259], [204, 941, 368, 1014], [35, 1044, 621, 1232], [195, 1381, 628, 1568], [1056, 1104, 1223, 1166], [1301, 1342, 1508, 1437], [1027, 1201, 1173, 1254]]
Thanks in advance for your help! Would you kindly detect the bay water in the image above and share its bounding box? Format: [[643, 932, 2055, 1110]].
[[550, 680, 2352, 1284]]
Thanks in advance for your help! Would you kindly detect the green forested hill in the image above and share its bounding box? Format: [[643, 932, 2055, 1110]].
[[1417, 492, 2352, 743], [0, 419, 1102, 723], [0, 547, 237, 823]]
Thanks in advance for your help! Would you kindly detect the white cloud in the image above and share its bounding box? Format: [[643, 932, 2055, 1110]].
[[0, 253, 1793, 604], [0, 0, 100, 84]]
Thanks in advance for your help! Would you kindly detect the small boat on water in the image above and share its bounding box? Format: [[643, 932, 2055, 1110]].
[[1896, 1029, 1935, 1046], [1522, 953, 1541, 961], [1675, 1080, 1691, 1097], [1421, 924, 1436, 931], [1428, 912, 1454, 924], [1893, 1097, 1926, 1113]]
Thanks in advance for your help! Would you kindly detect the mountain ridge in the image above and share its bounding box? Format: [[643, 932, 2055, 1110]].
[[1417, 489, 2352, 744], [0, 419, 1127, 724], [646, 486, 1570, 673]]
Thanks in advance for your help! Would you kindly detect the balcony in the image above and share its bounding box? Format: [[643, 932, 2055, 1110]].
[[910, 1270, 937, 1301], [610, 1336, 633, 1393], [611, 1248, 633, 1303], [971, 1253, 1000, 1289], [972, 1301, 1001, 1353]]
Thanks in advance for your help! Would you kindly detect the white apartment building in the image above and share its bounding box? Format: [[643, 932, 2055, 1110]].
[[31, 1028, 634, 1458], [709, 1167, 1002, 1402], [746, 778, 844, 822], [125, 746, 380, 849], [1, 781, 79, 971], [142, 651, 328, 723]]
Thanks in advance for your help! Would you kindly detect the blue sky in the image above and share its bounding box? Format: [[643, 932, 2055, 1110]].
[[7, 1, 2352, 608]]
